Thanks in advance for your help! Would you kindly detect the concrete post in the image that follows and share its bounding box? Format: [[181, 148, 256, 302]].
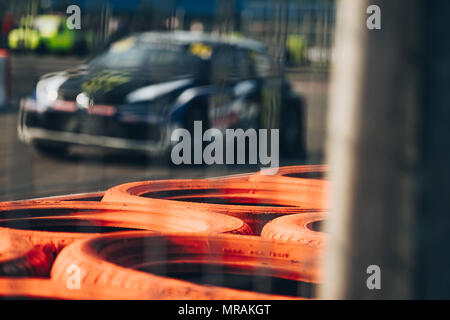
[[320, 0, 422, 299]]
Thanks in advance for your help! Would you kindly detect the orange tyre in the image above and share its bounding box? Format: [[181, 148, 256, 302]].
[[0, 192, 105, 206], [51, 232, 322, 299], [28, 191, 105, 202], [256, 165, 328, 180], [277, 165, 327, 180], [0, 231, 54, 277], [251, 165, 327, 189], [207, 172, 255, 182], [0, 277, 164, 299], [261, 212, 328, 248], [251, 165, 329, 210], [0, 200, 251, 252], [102, 179, 325, 233]]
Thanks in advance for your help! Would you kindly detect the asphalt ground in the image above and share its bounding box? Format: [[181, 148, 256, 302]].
[[0, 54, 329, 201]]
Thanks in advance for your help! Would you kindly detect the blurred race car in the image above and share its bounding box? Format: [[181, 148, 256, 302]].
[[18, 32, 306, 158]]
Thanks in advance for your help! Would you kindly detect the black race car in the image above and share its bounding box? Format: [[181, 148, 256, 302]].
[[18, 32, 306, 159]]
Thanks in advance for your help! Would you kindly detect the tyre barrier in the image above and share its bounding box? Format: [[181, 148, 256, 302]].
[[51, 232, 323, 299], [0, 200, 251, 252], [101, 178, 325, 234], [0, 231, 55, 277], [261, 213, 328, 248], [0, 165, 328, 300]]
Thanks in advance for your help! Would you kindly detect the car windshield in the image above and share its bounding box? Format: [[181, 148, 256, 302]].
[[89, 40, 203, 80], [89, 43, 148, 70]]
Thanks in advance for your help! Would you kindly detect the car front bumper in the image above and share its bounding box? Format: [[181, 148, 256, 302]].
[[18, 99, 175, 155]]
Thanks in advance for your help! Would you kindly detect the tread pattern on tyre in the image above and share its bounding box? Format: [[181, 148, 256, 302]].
[[261, 213, 328, 248], [0, 200, 251, 251]]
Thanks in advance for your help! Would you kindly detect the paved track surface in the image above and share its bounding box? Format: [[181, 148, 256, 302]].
[[0, 54, 329, 201]]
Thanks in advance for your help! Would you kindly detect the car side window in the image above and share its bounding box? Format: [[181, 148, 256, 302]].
[[210, 46, 235, 84], [177, 52, 203, 78], [251, 51, 272, 78], [233, 49, 253, 80]]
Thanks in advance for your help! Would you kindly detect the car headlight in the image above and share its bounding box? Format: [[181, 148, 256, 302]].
[[35, 75, 67, 109], [76, 92, 91, 110], [46, 89, 58, 101]]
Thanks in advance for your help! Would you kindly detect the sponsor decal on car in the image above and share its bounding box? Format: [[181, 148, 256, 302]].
[[87, 105, 117, 116], [110, 37, 136, 52], [51, 100, 77, 112], [81, 70, 131, 95], [189, 43, 213, 59]]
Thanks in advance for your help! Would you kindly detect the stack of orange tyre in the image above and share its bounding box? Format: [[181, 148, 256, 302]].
[[0, 165, 328, 300]]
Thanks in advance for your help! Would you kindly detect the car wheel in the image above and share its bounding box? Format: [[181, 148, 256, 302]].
[[0, 278, 150, 299]]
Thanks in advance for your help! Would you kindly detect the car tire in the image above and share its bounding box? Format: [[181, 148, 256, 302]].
[[251, 165, 328, 186], [22, 191, 105, 202], [261, 212, 328, 248], [272, 164, 327, 180], [249, 165, 329, 211], [101, 178, 326, 234], [0, 277, 159, 299], [0, 231, 55, 277], [51, 232, 321, 299], [0, 200, 251, 252]]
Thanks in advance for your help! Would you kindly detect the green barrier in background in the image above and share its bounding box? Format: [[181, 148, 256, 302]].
[[8, 15, 90, 56]]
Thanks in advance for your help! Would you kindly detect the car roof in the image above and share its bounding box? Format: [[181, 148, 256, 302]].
[[134, 31, 268, 54]]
